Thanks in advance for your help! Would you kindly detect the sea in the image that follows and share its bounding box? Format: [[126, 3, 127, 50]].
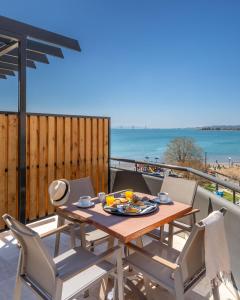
[[111, 128, 240, 163]]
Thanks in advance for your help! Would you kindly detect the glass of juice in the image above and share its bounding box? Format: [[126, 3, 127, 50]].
[[106, 195, 115, 206], [125, 190, 134, 201]]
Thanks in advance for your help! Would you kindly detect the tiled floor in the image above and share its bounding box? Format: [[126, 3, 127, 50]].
[[0, 217, 238, 300]]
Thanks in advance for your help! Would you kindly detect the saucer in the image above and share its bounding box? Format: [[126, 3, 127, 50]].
[[154, 197, 173, 205], [75, 202, 95, 209]]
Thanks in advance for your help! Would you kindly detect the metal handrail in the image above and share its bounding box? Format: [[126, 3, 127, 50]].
[[110, 157, 240, 194]]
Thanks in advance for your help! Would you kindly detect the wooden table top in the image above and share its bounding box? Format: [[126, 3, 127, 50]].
[[57, 193, 192, 243]]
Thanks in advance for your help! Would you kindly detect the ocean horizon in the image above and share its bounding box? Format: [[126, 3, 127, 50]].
[[111, 128, 240, 163]]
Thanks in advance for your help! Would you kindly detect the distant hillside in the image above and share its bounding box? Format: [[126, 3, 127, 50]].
[[200, 125, 240, 131]]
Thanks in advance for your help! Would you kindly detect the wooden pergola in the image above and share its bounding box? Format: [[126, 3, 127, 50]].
[[0, 16, 81, 223]]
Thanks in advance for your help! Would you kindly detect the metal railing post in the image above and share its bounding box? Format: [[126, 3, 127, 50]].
[[233, 191, 236, 204]]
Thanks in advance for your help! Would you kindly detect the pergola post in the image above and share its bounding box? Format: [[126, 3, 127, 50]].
[[18, 38, 27, 223]]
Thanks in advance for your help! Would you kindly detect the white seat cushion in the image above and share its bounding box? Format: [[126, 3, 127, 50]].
[[54, 247, 114, 299], [126, 241, 180, 292]]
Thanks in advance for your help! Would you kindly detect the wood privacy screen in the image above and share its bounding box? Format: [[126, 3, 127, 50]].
[[0, 113, 110, 229]]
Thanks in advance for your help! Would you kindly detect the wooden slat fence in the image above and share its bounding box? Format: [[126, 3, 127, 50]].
[[0, 113, 110, 229]]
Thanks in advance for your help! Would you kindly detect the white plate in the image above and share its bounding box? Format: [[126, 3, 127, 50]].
[[74, 202, 95, 209]]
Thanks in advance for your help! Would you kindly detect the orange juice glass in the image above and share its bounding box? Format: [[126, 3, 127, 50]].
[[106, 195, 115, 206], [125, 190, 134, 201]]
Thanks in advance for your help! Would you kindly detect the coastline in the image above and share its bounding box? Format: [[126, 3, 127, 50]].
[[111, 128, 240, 164]]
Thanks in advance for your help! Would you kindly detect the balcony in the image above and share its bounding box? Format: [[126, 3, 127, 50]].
[[1, 163, 240, 299], [0, 15, 240, 300]]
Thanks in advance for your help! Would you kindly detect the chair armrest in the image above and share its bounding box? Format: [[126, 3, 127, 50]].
[[126, 242, 179, 271], [59, 245, 120, 281], [172, 209, 200, 232], [40, 223, 73, 239], [183, 208, 200, 217]]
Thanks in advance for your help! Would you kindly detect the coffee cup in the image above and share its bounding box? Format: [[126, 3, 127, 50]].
[[158, 192, 168, 201], [78, 195, 91, 206]]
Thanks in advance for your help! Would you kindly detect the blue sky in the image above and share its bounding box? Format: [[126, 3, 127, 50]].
[[1, 0, 240, 128]]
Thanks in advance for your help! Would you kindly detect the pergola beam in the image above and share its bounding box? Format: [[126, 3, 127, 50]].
[[0, 56, 36, 68], [7, 49, 49, 64], [27, 40, 64, 58], [0, 40, 18, 57], [0, 61, 20, 71], [0, 36, 64, 58], [0, 68, 15, 76], [0, 61, 17, 71], [0, 16, 81, 51]]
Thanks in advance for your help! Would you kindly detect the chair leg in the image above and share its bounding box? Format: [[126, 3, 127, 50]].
[[90, 241, 94, 252], [137, 236, 152, 299], [192, 211, 196, 225], [107, 236, 115, 249], [70, 224, 76, 249], [136, 237, 143, 248], [99, 275, 109, 300], [159, 225, 164, 242], [14, 250, 23, 300], [54, 233, 61, 257], [117, 244, 124, 300], [143, 277, 151, 299], [175, 292, 184, 300], [79, 223, 87, 248], [113, 276, 117, 300], [54, 216, 64, 257], [231, 273, 240, 300], [174, 269, 184, 300], [168, 223, 173, 248], [53, 279, 63, 300], [211, 280, 220, 300], [13, 274, 22, 300]]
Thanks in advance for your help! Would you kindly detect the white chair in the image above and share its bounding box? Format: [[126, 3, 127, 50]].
[[112, 170, 151, 194], [3, 214, 122, 300], [149, 176, 198, 246], [54, 177, 110, 256], [126, 208, 235, 300]]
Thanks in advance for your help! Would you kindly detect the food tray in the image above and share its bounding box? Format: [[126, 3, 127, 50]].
[[103, 201, 158, 216]]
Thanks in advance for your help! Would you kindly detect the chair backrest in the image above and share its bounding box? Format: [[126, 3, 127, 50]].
[[177, 208, 227, 290], [2, 214, 57, 297], [160, 176, 197, 206], [177, 223, 205, 289], [67, 177, 95, 204], [112, 170, 151, 194]]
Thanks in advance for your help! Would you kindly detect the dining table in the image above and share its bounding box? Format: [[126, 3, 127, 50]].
[[56, 192, 192, 300]]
